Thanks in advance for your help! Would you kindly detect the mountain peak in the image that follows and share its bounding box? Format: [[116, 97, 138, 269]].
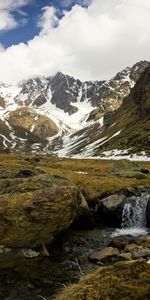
[[0, 60, 150, 156]]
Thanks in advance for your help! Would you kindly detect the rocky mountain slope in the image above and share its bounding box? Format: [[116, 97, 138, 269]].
[[63, 62, 150, 159], [0, 60, 149, 154]]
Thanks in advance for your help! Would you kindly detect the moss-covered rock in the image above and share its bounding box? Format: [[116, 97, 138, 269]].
[[0, 173, 87, 248], [109, 159, 148, 179]]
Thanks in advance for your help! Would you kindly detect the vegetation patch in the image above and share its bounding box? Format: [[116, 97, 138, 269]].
[[55, 261, 150, 300]]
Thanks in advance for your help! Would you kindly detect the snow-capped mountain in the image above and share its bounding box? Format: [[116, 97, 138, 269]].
[[0, 60, 149, 155]]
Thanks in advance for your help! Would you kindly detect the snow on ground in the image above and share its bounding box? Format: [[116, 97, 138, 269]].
[[0, 83, 21, 99], [74, 171, 88, 175], [57, 129, 123, 158], [0, 133, 12, 148], [72, 150, 150, 161], [80, 137, 107, 157], [56, 130, 87, 157]]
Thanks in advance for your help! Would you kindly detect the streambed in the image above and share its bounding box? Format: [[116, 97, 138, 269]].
[[0, 190, 150, 300]]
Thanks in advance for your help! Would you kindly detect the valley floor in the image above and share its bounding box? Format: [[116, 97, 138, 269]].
[[0, 154, 150, 300], [1, 153, 150, 204]]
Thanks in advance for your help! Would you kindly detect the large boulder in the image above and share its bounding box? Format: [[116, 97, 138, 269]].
[[95, 194, 125, 227], [0, 174, 87, 248]]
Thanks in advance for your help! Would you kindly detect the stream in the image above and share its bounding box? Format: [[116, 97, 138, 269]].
[[0, 192, 149, 300]]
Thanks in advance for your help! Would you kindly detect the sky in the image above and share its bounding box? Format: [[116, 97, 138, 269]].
[[0, 0, 150, 84]]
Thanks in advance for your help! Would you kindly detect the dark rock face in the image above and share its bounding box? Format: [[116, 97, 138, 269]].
[[92, 62, 150, 156], [95, 194, 125, 227], [131, 64, 150, 119], [0, 60, 150, 155], [32, 93, 47, 106], [15, 61, 149, 116], [0, 96, 5, 108], [88, 61, 150, 121], [146, 199, 150, 228], [50, 72, 81, 114]]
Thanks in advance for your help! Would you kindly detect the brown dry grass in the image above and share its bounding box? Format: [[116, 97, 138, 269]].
[[1, 154, 150, 204], [55, 261, 150, 300]]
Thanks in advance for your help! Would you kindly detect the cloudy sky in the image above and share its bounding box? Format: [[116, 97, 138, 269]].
[[0, 0, 150, 83]]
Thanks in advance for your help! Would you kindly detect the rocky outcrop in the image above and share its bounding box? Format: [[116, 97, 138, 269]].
[[0, 61, 150, 154], [93, 62, 150, 156], [0, 173, 88, 248], [95, 194, 125, 227], [95, 188, 150, 228], [8, 107, 59, 139]]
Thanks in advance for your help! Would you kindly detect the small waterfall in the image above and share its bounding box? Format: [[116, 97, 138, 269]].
[[113, 193, 149, 237], [121, 194, 148, 229]]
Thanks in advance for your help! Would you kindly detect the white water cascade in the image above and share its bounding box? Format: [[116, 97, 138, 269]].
[[113, 193, 149, 237]]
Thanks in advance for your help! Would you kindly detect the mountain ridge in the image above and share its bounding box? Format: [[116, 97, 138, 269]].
[[0, 60, 149, 156]]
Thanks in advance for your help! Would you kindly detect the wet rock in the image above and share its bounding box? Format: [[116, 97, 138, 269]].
[[21, 249, 40, 258], [96, 188, 149, 228], [132, 247, 150, 259], [124, 243, 139, 252], [146, 200, 150, 227], [137, 235, 150, 247], [0, 174, 87, 248], [89, 246, 120, 263], [95, 194, 125, 227], [109, 238, 127, 250]]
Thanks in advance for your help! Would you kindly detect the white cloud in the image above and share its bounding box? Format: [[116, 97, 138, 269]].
[[38, 6, 59, 35], [0, 0, 29, 31], [0, 0, 150, 83]]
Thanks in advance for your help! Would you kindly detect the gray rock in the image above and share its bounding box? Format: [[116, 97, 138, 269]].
[[89, 247, 120, 262], [132, 247, 150, 259], [118, 252, 132, 261]]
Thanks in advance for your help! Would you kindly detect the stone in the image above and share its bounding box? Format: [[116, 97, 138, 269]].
[[89, 247, 120, 262], [95, 194, 125, 227], [146, 200, 150, 227], [118, 252, 132, 261], [109, 238, 127, 250], [124, 243, 139, 252], [21, 249, 40, 258], [0, 174, 88, 248], [137, 235, 150, 247], [132, 247, 150, 259]]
